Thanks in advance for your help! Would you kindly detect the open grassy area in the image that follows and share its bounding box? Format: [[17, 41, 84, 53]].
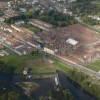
[[0, 54, 56, 74], [87, 60, 100, 72], [53, 59, 72, 72]]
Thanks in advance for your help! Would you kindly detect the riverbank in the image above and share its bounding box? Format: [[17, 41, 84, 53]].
[[54, 59, 100, 100]]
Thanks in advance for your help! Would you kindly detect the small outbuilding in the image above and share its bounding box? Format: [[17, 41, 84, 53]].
[[66, 38, 79, 51]]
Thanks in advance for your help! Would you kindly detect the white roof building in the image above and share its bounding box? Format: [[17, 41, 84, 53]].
[[66, 38, 79, 46]]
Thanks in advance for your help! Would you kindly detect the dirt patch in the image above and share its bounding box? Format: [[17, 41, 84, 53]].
[[36, 24, 100, 64]]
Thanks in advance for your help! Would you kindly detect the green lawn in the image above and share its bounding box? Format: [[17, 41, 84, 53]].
[[0, 54, 56, 74], [54, 59, 72, 72], [87, 60, 100, 72]]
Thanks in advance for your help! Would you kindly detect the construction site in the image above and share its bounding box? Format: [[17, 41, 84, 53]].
[[36, 24, 100, 64]]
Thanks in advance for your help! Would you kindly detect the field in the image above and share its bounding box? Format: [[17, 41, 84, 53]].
[[0, 53, 56, 74], [87, 60, 100, 72]]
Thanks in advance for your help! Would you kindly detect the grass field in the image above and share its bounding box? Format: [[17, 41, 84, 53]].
[[87, 60, 100, 72], [0, 54, 56, 74], [53, 59, 72, 72]]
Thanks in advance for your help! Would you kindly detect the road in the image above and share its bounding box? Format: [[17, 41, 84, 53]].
[[55, 55, 100, 80]]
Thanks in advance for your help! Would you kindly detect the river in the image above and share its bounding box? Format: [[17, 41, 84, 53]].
[[0, 72, 97, 100]]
